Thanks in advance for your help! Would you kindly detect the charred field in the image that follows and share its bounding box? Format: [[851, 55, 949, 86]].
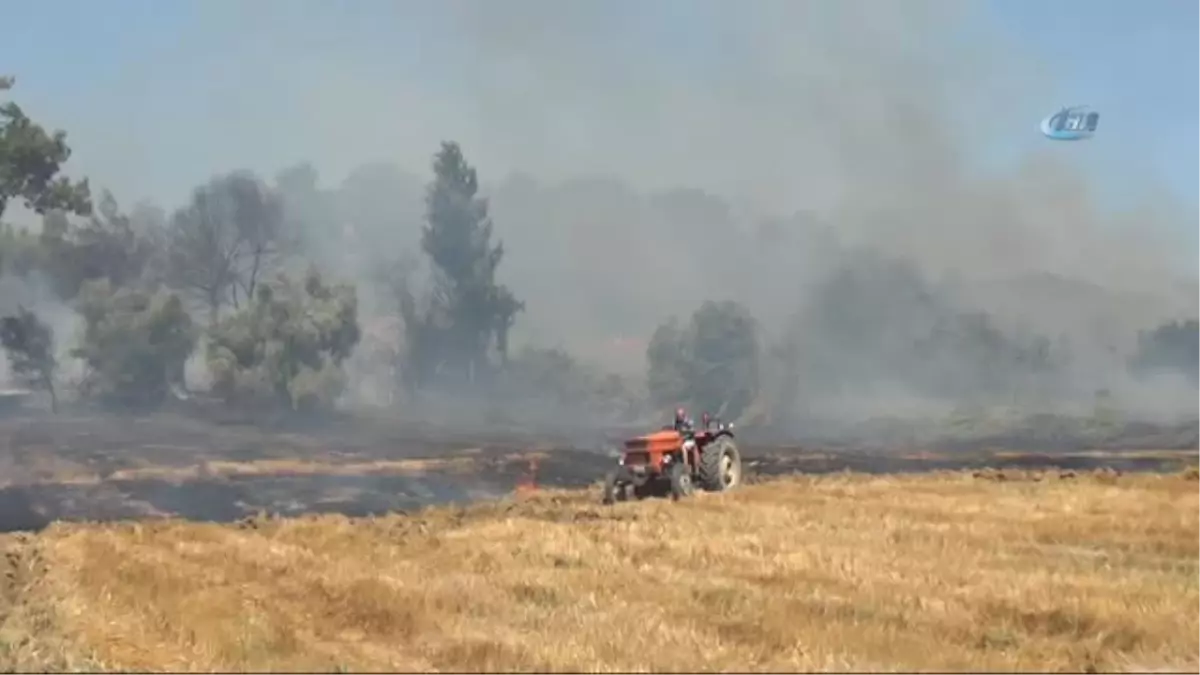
[[0, 406, 1195, 534]]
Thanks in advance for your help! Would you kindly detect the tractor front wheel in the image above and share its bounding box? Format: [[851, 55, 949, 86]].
[[602, 470, 628, 505], [668, 462, 695, 501], [698, 436, 743, 492], [632, 481, 661, 500]]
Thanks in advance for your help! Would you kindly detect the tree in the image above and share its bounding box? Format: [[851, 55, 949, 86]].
[[0, 306, 57, 411], [206, 267, 361, 412], [646, 300, 761, 421], [38, 191, 161, 301], [0, 76, 91, 221], [0, 222, 43, 279], [398, 142, 524, 390], [687, 300, 761, 418], [1131, 318, 1199, 382], [777, 250, 1061, 409], [381, 254, 437, 392], [165, 171, 287, 323], [72, 280, 196, 409], [493, 345, 641, 425], [126, 201, 172, 288], [502, 346, 589, 406], [646, 319, 691, 411]]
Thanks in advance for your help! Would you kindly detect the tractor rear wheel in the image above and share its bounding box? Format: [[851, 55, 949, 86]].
[[698, 436, 742, 492]]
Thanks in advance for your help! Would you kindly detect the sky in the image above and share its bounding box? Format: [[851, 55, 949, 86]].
[[1, 0, 1196, 248], [988, 0, 1198, 213]]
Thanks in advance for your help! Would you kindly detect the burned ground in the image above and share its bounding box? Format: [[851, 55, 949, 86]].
[[0, 409, 605, 532], [0, 410, 1194, 533]]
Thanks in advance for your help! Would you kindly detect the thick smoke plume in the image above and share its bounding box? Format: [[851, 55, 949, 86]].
[[3, 0, 1196, 434], [328, 0, 1195, 428]]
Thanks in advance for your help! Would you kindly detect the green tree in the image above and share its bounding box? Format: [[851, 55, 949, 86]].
[[398, 142, 523, 390], [646, 300, 761, 421], [0, 76, 91, 221], [206, 267, 361, 412], [72, 280, 196, 409], [38, 191, 161, 301], [0, 306, 57, 411]]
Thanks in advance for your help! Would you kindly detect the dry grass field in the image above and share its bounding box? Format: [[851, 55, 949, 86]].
[[1, 468, 1196, 673]]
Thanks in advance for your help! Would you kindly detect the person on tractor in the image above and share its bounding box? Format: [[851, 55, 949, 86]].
[[602, 404, 743, 505], [672, 407, 694, 434]]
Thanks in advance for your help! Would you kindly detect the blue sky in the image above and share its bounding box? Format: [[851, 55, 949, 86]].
[[988, 0, 1198, 211], [1, 0, 1196, 250]]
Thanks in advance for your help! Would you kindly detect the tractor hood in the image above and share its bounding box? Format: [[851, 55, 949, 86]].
[[624, 429, 682, 450]]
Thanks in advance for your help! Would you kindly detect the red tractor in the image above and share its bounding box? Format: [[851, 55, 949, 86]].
[[602, 412, 743, 504]]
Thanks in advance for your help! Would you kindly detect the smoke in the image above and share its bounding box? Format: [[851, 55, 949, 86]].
[[4, 0, 1196, 430], [430, 0, 1194, 425], [0, 272, 83, 394]]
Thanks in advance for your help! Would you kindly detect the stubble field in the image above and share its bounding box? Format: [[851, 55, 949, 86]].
[[0, 411, 1196, 672]]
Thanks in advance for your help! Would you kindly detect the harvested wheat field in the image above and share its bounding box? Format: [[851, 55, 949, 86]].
[[1, 469, 1196, 673]]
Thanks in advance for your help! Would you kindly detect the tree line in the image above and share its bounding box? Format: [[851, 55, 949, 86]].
[[0, 76, 709, 421], [1, 75, 1194, 426]]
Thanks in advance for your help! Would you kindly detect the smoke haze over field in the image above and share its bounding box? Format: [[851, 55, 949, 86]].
[[1, 0, 1196, 429]]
